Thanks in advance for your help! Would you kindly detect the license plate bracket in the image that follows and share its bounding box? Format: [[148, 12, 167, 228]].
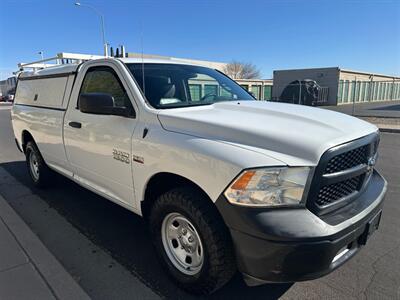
[[359, 210, 382, 245]]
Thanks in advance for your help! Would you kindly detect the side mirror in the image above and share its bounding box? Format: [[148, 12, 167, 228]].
[[79, 93, 133, 117]]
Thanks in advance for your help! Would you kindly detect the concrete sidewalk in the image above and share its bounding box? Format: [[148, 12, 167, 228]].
[[0, 194, 89, 300], [0, 103, 12, 110], [359, 116, 400, 133]]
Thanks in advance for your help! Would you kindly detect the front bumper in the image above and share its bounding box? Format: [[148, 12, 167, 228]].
[[215, 170, 387, 284]]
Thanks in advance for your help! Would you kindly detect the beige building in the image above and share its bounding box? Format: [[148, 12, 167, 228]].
[[273, 67, 400, 106], [127, 52, 273, 100], [127, 52, 227, 72], [235, 78, 273, 101], [0, 76, 17, 96]]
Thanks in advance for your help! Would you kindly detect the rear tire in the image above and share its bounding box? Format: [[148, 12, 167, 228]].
[[149, 187, 236, 295], [25, 141, 52, 188]]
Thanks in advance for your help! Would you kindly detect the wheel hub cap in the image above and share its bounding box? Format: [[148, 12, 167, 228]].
[[29, 152, 40, 180], [161, 213, 204, 275]]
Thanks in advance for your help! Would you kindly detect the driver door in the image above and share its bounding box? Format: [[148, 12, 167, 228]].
[[64, 64, 138, 207]]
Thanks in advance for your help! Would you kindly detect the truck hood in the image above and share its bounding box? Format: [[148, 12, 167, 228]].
[[157, 101, 378, 166]]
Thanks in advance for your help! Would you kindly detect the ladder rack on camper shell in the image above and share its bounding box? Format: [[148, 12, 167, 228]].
[[18, 52, 105, 71]]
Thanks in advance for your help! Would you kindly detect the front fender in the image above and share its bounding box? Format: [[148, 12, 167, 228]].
[[132, 128, 284, 211]]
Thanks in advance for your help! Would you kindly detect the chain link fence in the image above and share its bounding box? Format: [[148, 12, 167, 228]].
[[270, 80, 329, 106], [269, 79, 400, 108]]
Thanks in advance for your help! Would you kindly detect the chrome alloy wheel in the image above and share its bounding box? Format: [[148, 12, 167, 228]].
[[161, 212, 204, 275], [29, 151, 40, 181]]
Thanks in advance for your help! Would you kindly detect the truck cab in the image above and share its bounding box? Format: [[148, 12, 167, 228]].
[[11, 54, 387, 295]]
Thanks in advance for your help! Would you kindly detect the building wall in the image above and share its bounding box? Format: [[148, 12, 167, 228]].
[[127, 52, 227, 71], [272, 67, 339, 106], [273, 67, 400, 106], [235, 79, 273, 100], [0, 82, 7, 96], [185, 78, 273, 101], [0, 76, 16, 96], [338, 71, 400, 104]]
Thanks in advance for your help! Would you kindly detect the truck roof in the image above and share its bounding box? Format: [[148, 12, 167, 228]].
[[119, 57, 212, 67], [18, 57, 214, 79]]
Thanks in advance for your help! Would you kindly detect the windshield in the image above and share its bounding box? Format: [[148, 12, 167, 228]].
[[126, 63, 254, 109]]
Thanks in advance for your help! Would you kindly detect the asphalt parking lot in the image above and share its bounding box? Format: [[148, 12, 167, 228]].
[[0, 105, 399, 299]]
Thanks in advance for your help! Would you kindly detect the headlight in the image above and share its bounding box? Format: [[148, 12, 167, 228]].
[[224, 167, 310, 207]]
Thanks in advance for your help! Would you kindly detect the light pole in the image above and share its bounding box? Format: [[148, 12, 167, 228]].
[[38, 51, 44, 61], [75, 2, 108, 56]]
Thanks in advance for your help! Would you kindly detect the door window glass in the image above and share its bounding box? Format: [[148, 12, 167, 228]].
[[80, 67, 133, 109]]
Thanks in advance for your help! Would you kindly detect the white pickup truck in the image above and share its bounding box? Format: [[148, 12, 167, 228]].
[[11, 56, 386, 295]]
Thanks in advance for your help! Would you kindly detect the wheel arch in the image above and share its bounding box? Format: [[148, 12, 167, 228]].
[[141, 172, 217, 221], [21, 130, 36, 153]]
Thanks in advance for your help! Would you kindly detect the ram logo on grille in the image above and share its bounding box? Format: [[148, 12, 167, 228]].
[[367, 156, 377, 172], [309, 134, 380, 214]]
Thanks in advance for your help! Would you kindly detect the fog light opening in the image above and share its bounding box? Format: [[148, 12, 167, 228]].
[[332, 244, 351, 263]]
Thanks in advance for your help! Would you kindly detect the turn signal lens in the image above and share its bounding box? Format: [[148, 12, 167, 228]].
[[231, 171, 255, 190]]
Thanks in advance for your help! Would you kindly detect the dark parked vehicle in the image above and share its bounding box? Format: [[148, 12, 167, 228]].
[[5, 94, 15, 102]]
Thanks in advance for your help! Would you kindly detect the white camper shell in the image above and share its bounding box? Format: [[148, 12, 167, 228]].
[[17, 65, 78, 109]]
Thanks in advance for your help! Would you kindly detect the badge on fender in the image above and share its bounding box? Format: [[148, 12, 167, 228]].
[[113, 149, 130, 164]]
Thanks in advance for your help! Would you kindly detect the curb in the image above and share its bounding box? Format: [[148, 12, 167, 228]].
[[355, 115, 400, 119], [0, 194, 90, 300], [379, 128, 400, 134]]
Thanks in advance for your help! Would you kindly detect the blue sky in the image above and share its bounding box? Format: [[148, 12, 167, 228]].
[[0, 0, 399, 80]]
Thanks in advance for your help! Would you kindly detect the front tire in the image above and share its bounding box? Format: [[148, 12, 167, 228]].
[[25, 141, 52, 188], [149, 187, 236, 295]]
